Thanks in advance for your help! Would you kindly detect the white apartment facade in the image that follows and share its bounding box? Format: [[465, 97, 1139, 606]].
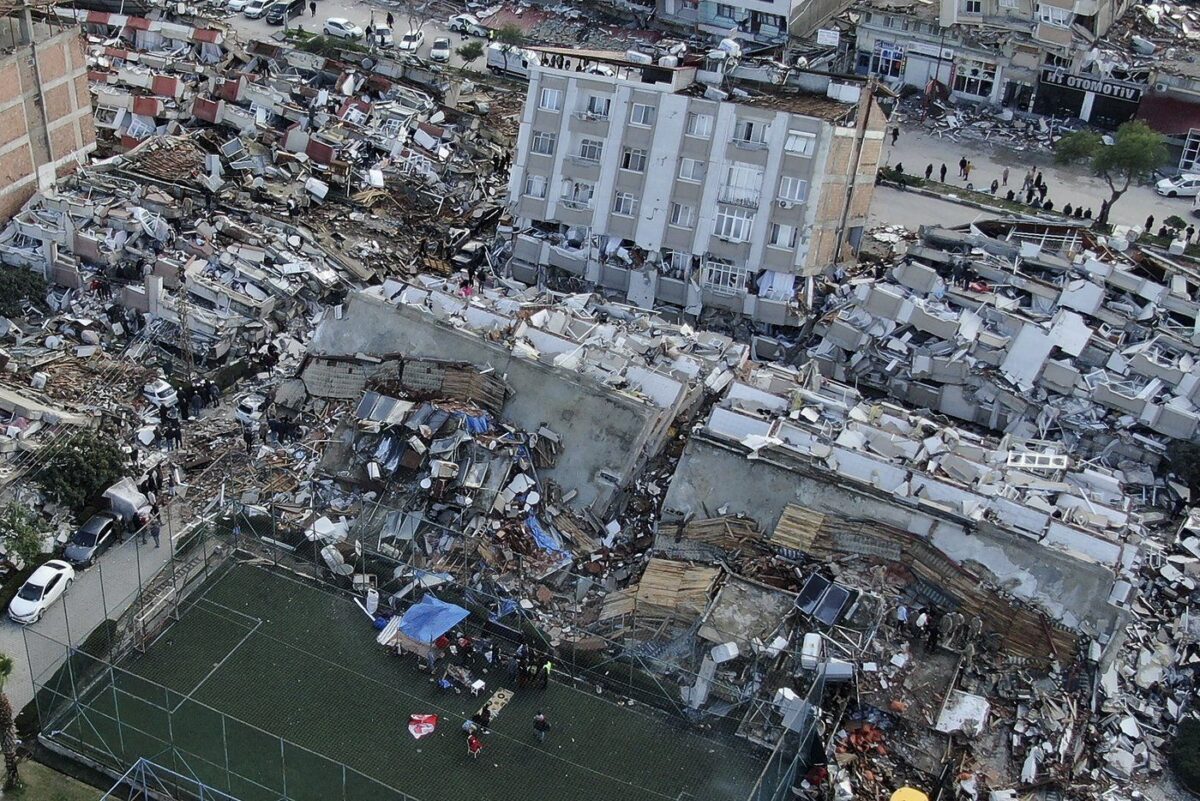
[[507, 50, 885, 324]]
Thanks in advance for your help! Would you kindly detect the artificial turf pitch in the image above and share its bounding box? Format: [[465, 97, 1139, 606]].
[[47, 562, 766, 801]]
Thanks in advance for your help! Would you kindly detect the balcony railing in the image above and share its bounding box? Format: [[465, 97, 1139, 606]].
[[572, 110, 610, 122], [559, 197, 594, 210], [718, 188, 760, 208], [733, 138, 769, 150]]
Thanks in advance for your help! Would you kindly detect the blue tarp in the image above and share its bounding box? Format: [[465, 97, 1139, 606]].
[[526, 514, 567, 555], [397, 595, 469, 644], [456, 411, 493, 435]]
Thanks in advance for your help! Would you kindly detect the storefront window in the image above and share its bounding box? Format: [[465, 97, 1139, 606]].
[[953, 58, 996, 98], [871, 43, 905, 78]]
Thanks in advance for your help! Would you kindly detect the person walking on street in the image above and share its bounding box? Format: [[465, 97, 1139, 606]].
[[989, 179, 999, 195], [1001, 167, 1009, 186], [925, 164, 933, 181], [533, 712, 551, 742], [150, 519, 161, 548], [1034, 170, 1043, 189], [939, 163, 947, 183], [958, 156, 967, 178], [309, 0, 315, 15], [963, 161, 973, 182], [1037, 183, 1048, 202], [891, 127, 899, 145], [386, 11, 394, 27], [1146, 215, 1155, 232]]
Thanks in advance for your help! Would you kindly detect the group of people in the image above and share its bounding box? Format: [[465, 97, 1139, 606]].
[[895, 603, 985, 664], [177, 379, 222, 422], [1145, 215, 1200, 243]]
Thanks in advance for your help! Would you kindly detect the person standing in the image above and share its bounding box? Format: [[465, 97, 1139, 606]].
[[989, 179, 999, 195], [1146, 214, 1155, 232], [243, 426, 254, 456], [150, 519, 161, 549], [533, 712, 551, 743], [963, 161, 973, 182], [1034, 170, 1044, 189], [891, 127, 899, 145], [309, 0, 315, 15], [1001, 167, 1009, 186], [924, 164, 933, 181], [386, 11, 394, 27], [958, 156, 967, 178], [939, 163, 947, 183], [539, 658, 553, 689], [1037, 183, 1048, 202]]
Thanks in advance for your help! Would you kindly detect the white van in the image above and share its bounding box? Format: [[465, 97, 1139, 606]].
[[486, 43, 540, 79]]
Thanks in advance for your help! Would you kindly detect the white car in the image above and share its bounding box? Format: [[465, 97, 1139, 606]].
[[1156, 174, 1200, 198], [243, 0, 273, 18], [323, 17, 364, 39], [429, 37, 452, 62], [448, 13, 488, 36], [235, 394, 267, 427], [397, 29, 424, 52], [227, 0, 249, 11], [373, 26, 395, 48], [143, 379, 178, 408], [9, 560, 74, 624]]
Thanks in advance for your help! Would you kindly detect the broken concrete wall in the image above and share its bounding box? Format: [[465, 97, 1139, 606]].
[[662, 434, 1123, 640], [311, 292, 666, 516]]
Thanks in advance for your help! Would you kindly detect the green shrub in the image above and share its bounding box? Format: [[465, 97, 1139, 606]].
[[1171, 718, 1200, 794]]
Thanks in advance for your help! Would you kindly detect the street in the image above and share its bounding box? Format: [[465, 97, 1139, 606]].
[[2, 522, 180, 711], [884, 124, 1194, 232], [868, 186, 990, 231], [220, 0, 486, 72]]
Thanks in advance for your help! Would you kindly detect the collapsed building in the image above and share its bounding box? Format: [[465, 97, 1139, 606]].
[[805, 219, 1200, 465]]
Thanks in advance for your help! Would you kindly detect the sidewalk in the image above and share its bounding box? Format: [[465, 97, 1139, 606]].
[[885, 123, 1191, 231]]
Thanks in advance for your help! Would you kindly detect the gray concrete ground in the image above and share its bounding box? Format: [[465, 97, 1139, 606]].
[[885, 123, 1195, 232], [868, 185, 990, 231]]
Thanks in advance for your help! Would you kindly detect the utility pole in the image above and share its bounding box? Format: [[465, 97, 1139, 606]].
[[176, 270, 195, 385]]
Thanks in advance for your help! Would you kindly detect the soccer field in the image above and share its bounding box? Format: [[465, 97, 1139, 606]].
[[44, 562, 767, 801]]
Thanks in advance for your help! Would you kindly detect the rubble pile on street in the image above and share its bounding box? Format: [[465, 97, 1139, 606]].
[[890, 93, 1070, 154], [805, 218, 1200, 467]]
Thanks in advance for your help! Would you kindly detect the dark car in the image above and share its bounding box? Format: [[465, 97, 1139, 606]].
[[266, 0, 303, 24], [63, 512, 119, 566]]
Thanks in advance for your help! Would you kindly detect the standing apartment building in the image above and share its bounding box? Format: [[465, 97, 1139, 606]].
[[854, 0, 1144, 126], [655, 0, 852, 43], [0, 13, 96, 221], [507, 48, 886, 325]]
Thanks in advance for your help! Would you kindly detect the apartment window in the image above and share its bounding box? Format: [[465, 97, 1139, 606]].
[[661, 249, 694, 279], [715, 3, 737, 19], [963, 0, 981, 12], [539, 87, 562, 111], [999, 0, 1018, 7], [785, 130, 816, 157], [562, 179, 595, 208], [953, 57, 997, 98], [613, 192, 637, 216], [703, 257, 747, 293], [733, 119, 767, 145], [631, 103, 656, 126], [524, 174, 547, 199], [578, 138, 603, 162], [127, 119, 155, 140], [769, 223, 799, 249], [721, 163, 764, 205], [1037, 3, 1071, 26], [679, 158, 706, 182], [686, 112, 713, 138], [530, 131, 557, 156], [585, 95, 611, 118], [621, 148, 647, 172], [670, 202, 695, 228], [714, 207, 754, 242], [778, 176, 809, 203]]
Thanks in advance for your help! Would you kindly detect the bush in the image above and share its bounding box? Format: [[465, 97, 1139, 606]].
[[879, 167, 925, 188], [458, 40, 484, 64], [0, 269, 47, 318], [33, 430, 127, 516], [296, 35, 368, 56], [1170, 718, 1200, 794], [0, 503, 44, 567]]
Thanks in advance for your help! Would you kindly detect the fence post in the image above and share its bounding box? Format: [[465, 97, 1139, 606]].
[[279, 735, 288, 800], [109, 665, 126, 757], [221, 714, 232, 793]]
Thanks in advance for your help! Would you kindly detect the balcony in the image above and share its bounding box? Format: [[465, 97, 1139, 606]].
[[718, 188, 760, 208], [732, 139, 769, 151], [569, 154, 601, 166], [559, 197, 594, 211], [572, 110, 610, 122]]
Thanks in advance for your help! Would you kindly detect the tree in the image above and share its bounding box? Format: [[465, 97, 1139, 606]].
[[494, 23, 524, 73], [0, 269, 47, 319], [1171, 718, 1200, 794], [0, 503, 43, 568], [0, 654, 19, 789], [33, 430, 126, 516], [393, 0, 435, 37], [1167, 440, 1200, 498], [1054, 120, 1166, 226], [457, 40, 484, 65]]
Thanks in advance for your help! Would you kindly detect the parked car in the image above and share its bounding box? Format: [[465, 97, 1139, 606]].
[[143, 379, 178, 408], [9, 560, 74, 624], [235, 394, 268, 427], [63, 513, 119, 567], [323, 17, 364, 39], [1156, 174, 1200, 198], [429, 37, 452, 62], [243, 0, 274, 18], [448, 13, 488, 36], [227, 0, 249, 11], [266, 0, 304, 24], [397, 29, 424, 52], [373, 26, 395, 48]]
